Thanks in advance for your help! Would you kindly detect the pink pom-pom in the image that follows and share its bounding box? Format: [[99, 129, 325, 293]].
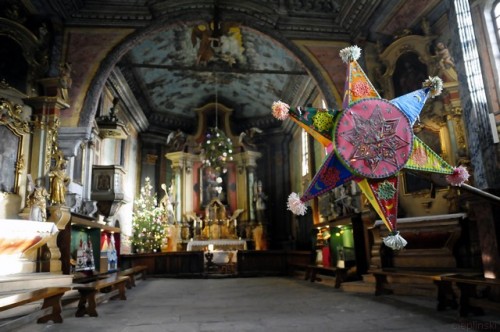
[[287, 192, 307, 215], [446, 165, 469, 186], [271, 100, 290, 120]]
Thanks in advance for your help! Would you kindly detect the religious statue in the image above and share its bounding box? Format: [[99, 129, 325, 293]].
[[252, 223, 268, 250], [435, 42, 455, 70], [160, 183, 176, 224], [27, 178, 49, 222], [58, 62, 72, 102], [49, 152, 70, 205], [166, 129, 187, 152], [253, 180, 267, 223], [238, 127, 263, 150]]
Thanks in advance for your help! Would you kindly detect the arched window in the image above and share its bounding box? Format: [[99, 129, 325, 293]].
[[301, 129, 309, 177]]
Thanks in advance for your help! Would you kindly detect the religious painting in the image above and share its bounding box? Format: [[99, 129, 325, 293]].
[[0, 125, 21, 193], [200, 166, 227, 207], [393, 51, 428, 97]]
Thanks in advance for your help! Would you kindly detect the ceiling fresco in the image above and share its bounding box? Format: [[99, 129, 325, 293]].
[[119, 25, 308, 124], [20, 0, 449, 134]]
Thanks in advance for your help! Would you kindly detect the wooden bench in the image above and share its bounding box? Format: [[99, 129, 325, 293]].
[[370, 269, 466, 311], [442, 274, 500, 317], [118, 265, 147, 288], [0, 287, 70, 324], [73, 275, 129, 317], [304, 265, 347, 289]]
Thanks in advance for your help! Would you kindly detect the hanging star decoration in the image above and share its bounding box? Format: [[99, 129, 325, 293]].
[[271, 45, 469, 250]]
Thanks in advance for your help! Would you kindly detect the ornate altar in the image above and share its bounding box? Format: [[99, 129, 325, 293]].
[[183, 198, 244, 241]]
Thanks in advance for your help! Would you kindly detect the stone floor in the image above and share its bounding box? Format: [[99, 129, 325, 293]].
[[13, 277, 500, 332]]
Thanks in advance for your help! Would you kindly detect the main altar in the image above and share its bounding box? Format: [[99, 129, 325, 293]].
[[162, 102, 268, 252]]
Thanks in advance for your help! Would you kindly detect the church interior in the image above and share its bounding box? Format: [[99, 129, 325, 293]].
[[1, 0, 500, 328]]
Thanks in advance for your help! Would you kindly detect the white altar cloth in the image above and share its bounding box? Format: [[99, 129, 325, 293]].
[[187, 239, 247, 251], [205, 250, 238, 264]]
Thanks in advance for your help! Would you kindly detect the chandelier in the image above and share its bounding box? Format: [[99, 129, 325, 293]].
[[201, 73, 233, 173]]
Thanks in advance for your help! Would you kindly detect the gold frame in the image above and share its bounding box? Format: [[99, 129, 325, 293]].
[[0, 98, 29, 194]]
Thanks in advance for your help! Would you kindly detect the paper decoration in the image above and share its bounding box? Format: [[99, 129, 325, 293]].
[[272, 46, 470, 250]]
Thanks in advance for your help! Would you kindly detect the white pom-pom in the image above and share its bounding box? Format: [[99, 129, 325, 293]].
[[383, 231, 407, 250], [287, 192, 307, 215], [271, 100, 290, 120], [339, 45, 362, 64], [423, 76, 443, 97]]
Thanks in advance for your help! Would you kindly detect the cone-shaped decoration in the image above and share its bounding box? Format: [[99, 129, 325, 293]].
[[341, 46, 379, 108], [288, 107, 337, 146], [390, 89, 428, 125], [356, 177, 399, 232], [368, 177, 400, 231], [300, 153, 356, 202], [405, 136, 455, 174]]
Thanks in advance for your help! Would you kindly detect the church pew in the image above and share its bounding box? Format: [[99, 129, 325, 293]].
[[0, 287, 71, 324], [442, 274, 500, 317], [73, 275, 129, 317]]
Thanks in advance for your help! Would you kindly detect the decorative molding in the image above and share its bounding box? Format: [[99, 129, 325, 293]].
[[58, 126, 92, 158]]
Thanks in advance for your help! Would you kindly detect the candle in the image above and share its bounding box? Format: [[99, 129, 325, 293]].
[[208, 244, 214, 252]]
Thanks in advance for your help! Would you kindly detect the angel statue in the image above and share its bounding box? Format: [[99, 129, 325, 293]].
[[166, 129, 187, 152], [238, 127, 263, 150]]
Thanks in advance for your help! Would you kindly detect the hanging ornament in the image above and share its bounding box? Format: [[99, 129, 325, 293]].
[[272, 45, 470, 250]]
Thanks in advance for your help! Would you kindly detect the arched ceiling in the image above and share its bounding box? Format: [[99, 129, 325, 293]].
[[118, 25, 308, 123], [24, 0, 447, 135]]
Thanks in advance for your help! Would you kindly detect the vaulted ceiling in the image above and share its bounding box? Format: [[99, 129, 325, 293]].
[[27, 0, 446, 135]]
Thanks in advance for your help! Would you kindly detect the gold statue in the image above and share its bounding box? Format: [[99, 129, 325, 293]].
[[49, 152, 70, 205]]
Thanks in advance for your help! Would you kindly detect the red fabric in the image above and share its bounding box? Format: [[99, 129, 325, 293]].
[[322, 246, 331, 267]]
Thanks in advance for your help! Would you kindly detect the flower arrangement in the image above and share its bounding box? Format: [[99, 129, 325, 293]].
[[131, 177, 168, 253]]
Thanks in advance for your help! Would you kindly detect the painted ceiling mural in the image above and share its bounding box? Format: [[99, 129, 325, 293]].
[[120, 25, 308, 124], [16, 0, 449, 132]]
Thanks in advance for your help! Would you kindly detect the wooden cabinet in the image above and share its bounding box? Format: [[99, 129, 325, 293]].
[[58, 213, 120, 275]]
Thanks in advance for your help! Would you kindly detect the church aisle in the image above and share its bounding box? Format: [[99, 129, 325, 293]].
[[15, 277, 500, 332]]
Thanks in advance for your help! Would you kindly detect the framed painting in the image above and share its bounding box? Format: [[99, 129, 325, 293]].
[[0, 125, 21, 192]]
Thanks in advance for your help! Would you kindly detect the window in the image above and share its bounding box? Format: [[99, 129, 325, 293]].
[[494, 1, 500, 47], [301, 129, 309, 176]]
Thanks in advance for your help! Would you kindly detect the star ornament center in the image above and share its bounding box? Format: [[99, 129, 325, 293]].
[[335, 99, 413, 179]]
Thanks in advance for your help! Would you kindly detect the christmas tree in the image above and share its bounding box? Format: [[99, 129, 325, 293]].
[[131, 177, 167, 253]]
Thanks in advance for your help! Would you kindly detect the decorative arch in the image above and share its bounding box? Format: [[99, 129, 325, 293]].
[[78, 6, 337, 129]]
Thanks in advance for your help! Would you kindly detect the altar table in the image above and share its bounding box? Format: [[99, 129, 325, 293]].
[[186, 239, 247, 251]]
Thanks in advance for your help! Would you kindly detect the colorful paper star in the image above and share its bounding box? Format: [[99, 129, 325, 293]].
[[271, 46, 469, 250]]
